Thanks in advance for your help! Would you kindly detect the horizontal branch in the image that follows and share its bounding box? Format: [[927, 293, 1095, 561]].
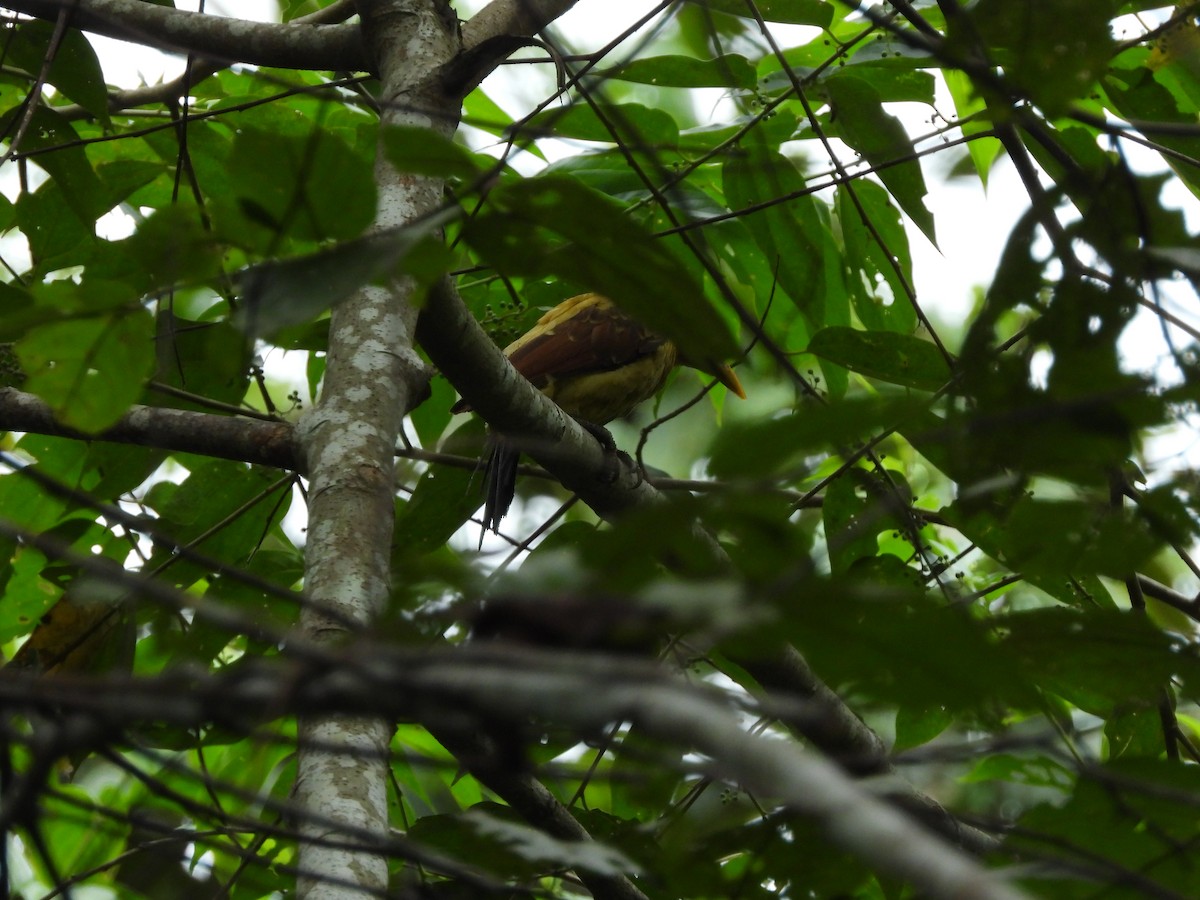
[[0, 644, 1032, 900], [5, 0, 575, 81], [441, 0, 580, 95], [461, 0, 579, 50], [0, 388, 302, 471], [1, 0, 366, 71]]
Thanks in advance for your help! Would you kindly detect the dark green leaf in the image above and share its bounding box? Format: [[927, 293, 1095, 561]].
[[154, 313, 251, 409], [146, 460, 293, 589], [381, 125, 489, 179], [688, 0, 834, 27], [526, 102, 679, 148], [16, 309, 156, 433], [807, 327, 951, 391], [942, 496, 1156, 603], [957, 0, 1116, 114], [722, 147, 827, 326], [7, 22, 109, 122], [836, 180, 916, 334], [708, 395, 923, 479], [0, 107, 104, 223], [227, 124, 376, 242], [122, 206, 223, 288], [235, 211, 458, 339], [894, 702, 954, 751], [823, 469, 883, 573], [1015, 759, 1200, 898], [393, 466, 481, 559]]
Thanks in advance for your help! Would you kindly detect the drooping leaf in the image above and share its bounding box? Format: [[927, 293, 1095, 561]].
[[836, 180, 917, 334], [954, 0, 1117, 114], [824, 71, 936, 246], [5, 21, 110, 123], [235, 210, 458, 339], [722, 145, 827, 327]]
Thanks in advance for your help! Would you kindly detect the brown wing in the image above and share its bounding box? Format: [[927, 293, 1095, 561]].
[[504, 294, 667, 390]]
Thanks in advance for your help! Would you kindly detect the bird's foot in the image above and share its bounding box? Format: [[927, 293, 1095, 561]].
[[577, 419, 629, 484]]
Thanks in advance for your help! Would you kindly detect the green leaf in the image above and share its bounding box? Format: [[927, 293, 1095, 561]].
[[0, 546, 57, 643], [0, 436, 88, 533], [944, 70, 1003, 186], [16, 309, 156, 433], [1103, 62, 1200, 203], [822, 469, 883, 573], [835, 180, 916, 334], [393, 465, 482, 558], [7, 21, 110, 122], [1003, 608, 1190, 715], [1015, 759, 1200, 898], [786, 573, 1031, 713], [464, 174, 739, 364], [235, 210, 458, 339], [894, 702, 954, 752], [526, 102, 679, 148], [708, 395, 923, 479], [956, 0, 1116, 114], [942, 496, 1156, 601], [0, 281, 43, 342], [154, 313, 251, 409], [227, 124, 376, 242], [722, 147, 827, 327], [121, 206, 223, 288], [381, 124, 489, 179], [807, 327, 951, 391], [824, 72, 936, 246], [688, 0, 834, 27], [146, 460, 293, 587], [764, 68, 935, 105], [96, 159, 170, 211], [466, 807, 641, 875], [0, 107, 105, 224], [603, 54, 756, 90]]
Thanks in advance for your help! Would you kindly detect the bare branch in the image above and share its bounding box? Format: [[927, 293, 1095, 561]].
[[461, 0, 580, 50], [1, 0, 367, 71], [0, 645, 1034, 900], [51, 1, 360, 119], [440, 0, 580, 96], [0, 388, 301, 470]]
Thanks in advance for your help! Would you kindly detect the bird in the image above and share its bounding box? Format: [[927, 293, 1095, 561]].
[[451, 292, 745, 537]]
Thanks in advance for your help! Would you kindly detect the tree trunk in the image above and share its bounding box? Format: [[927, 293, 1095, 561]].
[[293, 2, 458, 896]]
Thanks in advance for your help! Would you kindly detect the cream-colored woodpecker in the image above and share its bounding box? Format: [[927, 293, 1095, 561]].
[[453, 293, 745, 535]]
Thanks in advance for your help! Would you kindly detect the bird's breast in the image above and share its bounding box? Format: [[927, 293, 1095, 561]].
[[544, 342, 678, 424]]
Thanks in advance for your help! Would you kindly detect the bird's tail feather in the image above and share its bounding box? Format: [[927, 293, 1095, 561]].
[[481, 434, 520, 545]]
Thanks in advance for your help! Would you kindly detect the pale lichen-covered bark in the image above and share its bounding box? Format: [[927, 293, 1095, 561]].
[[293, 2, 459, 897]]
